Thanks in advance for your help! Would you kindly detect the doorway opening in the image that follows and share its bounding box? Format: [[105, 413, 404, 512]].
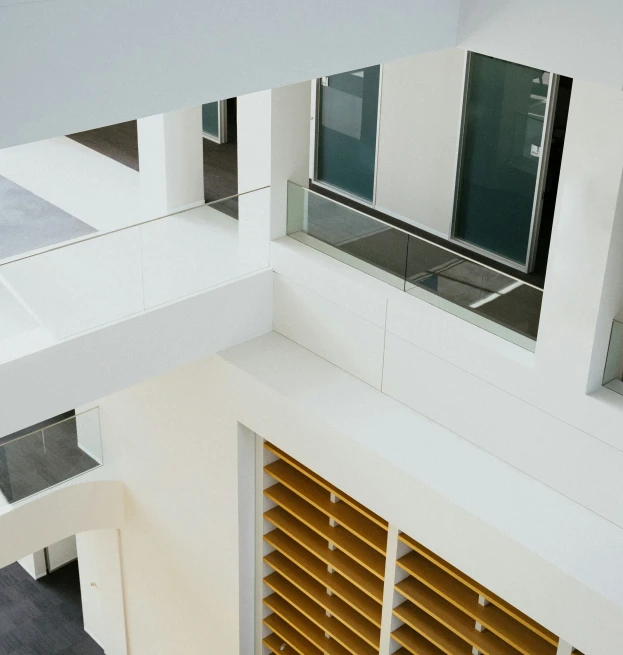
[[2, 536, 103, 654]]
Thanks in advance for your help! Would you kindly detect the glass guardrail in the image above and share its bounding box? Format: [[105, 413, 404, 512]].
[[0, 408, 102, 505], [0, 187, 270, 366], [603, 316, 623, 395], [286, 181, 542, 351]]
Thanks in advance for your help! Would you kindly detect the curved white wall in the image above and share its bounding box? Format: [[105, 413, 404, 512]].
[[0, 480, 124, 569]]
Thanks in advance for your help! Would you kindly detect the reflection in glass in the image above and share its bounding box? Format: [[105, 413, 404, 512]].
[[454, 54, 553, 267], [287, 181, 542, 350], [405, 237, 542, 341], [0, 409, 102, 504], [202, 102, 220, 138], [287, 181, 406, 287], [316, 66, 380, 201]]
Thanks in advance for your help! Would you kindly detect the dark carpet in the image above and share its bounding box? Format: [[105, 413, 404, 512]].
[[0, 561, 103, 655], [0, 416, 99, 504], [67, 121, 139, 172]]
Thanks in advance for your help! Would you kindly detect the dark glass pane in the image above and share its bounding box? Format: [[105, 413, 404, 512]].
[[317, 66, 380, 201], [202, 102, 219, 137], [454, 54, 550, 265]]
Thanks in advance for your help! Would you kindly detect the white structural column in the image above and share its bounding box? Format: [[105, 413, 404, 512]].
[[536, 81, 623, 392], [137, 107, 205, 217], [379, 524, 400, 655], [237, 82, 311, 263], [18, 551, 47, 580], [556, 640, 574, 655]]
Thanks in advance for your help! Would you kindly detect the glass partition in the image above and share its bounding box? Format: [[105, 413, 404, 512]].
[[0, 408, 102, 505], [288, 181, 541, 350], [603, 316, 623, 395], [202, 101, 226, 143], [405, 236, 541, 345], [0, 187, 269, 367], [316, 66, 380, 201], [287, 181, 407, 288], [453, 53, 556, 271]]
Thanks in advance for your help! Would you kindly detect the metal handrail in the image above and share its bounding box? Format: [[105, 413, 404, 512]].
[[0, 409, 98, 447], [0, 186, 269, 268]]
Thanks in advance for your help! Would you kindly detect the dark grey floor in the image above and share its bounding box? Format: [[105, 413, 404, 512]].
[[305, 193, 541, 340], [0, 176, 95, 261], [0, 417, 99, 504], [0, 561, 103, 655], [66, 121, 139, 172], [68, 104, 238, 204]]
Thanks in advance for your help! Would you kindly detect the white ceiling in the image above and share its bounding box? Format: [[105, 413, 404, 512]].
[[0, 0, 460, 148], [1, 0, 621, 149]]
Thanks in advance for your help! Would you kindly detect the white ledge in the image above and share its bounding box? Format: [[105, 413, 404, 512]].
[[221, 332, 623, 614]]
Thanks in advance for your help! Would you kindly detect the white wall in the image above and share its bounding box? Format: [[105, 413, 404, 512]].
[[375, 48, 466, 237], [83, 356, 245, 655], [270, 76, 623, 529], [19, 537, 77, 581], [458, 0, 623, 87], [537, 80, 623, 395], [47, 535, 77, 571], [0, 481, 124, 570], [52, 339, 622, 655], [270, 233, 623, 532], [0, 0, 460, 149], [18, 550, 46, 580], [221, 333, 623, 655]]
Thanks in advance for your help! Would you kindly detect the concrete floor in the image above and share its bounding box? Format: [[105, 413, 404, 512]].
[[0, 176, 95, 261]]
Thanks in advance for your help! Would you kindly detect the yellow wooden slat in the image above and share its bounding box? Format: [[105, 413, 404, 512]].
[[394, 582, 522, 655], [398, 534, 558, 647], [394, 601, 473, 655], [264, 592, 351, 655], [264, 531, 382, 626], [395, 563, 554, 655], [265, 550, 380, 647], [265, 458, 387, 554], [264, 507, 385, 602], [264, 442, 388, 529], [392, 625, 447, 655], [263, 612, 322, 655], [263, 632, 297, 655], [264, 573, 378, 655], [265, 483, 385, 579]]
